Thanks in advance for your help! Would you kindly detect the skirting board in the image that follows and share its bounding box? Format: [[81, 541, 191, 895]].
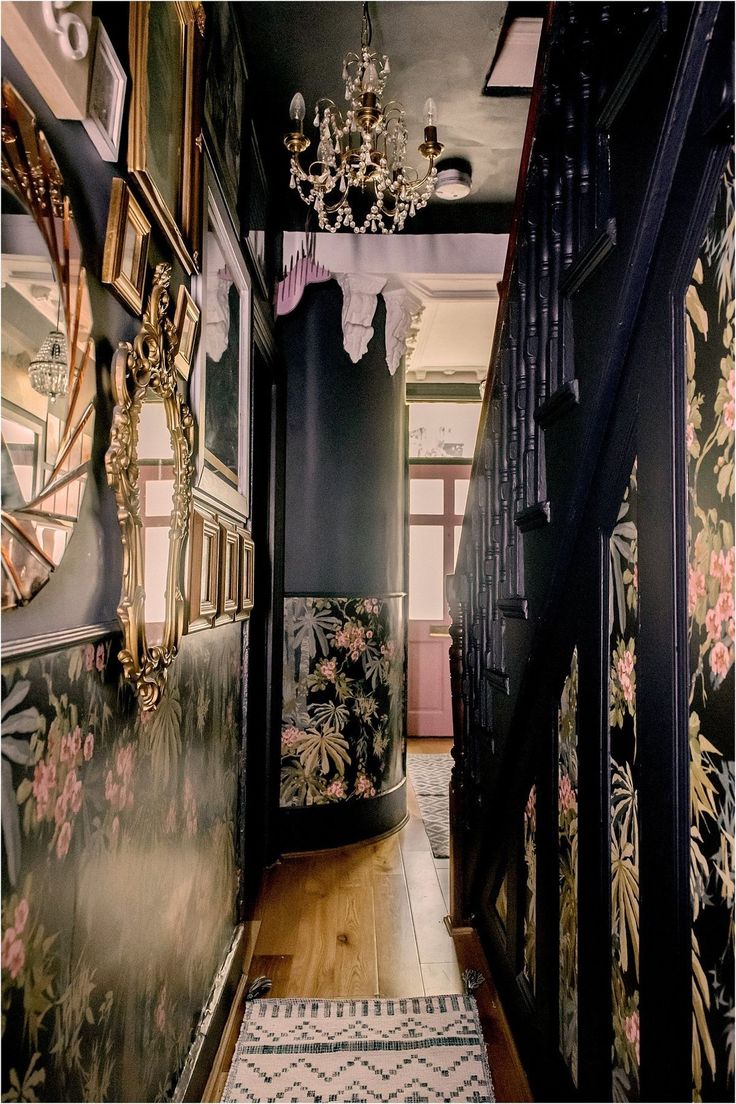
[[173, 920, 261, 1103]]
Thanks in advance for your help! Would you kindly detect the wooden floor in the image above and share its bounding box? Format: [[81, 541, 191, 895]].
[[205, 737, 532, 1102], [249, 737, 460, 999]]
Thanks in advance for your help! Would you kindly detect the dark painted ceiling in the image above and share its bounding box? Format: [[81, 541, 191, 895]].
[[237, 2, 532, 234]]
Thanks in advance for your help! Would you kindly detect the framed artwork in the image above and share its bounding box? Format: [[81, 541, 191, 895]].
[[191, 168, 252, 520], [127, 1, 205, 274], [174, 285, 201, 380], [203, 0, 247, 235], [102, 179, 151, 314], [216, 521, 239, 623], [83, 17, 126, 161], [236, 527, 255, 620], [186, 503, 219, 632]]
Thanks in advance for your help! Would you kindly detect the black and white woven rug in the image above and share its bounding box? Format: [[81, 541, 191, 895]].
[[221, 994, 495, 1102], [407, 753, 453, 860]]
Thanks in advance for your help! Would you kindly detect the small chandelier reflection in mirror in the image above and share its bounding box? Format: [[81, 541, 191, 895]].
[[28, 328, 68, 401], [284, 1, 444, 234]]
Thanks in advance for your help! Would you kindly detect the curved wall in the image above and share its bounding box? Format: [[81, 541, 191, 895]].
[[279, 282, 407, 850]]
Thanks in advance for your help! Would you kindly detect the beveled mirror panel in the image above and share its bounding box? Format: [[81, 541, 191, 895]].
[[1, 81, 96, 611], [106, 263, 194, 710]]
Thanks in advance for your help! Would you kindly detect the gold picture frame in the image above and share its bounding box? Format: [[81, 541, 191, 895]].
[[173, 284, 200, 380], [128, 1, 205, 274], [236, 527, 255, 620], [216, 521, 239, 624], [186, 502, 219, 631], [105, 263, 194, 711], [102, 178, 151, 314]]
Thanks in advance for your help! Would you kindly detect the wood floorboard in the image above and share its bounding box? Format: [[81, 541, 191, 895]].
[[420, 960, 463, 995], [335, 888, 379, 996], [372, 871, 424, 997], [401, 850, 455, 964]]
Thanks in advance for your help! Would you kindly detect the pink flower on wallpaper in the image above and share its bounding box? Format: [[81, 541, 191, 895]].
[[83, 643, 95, 671], [716, 590, 734, 625], [559, 774, 576, 813], [70, 726, 82, 759], [706, 607, 722, 639], [83, 732, 94, 761], [60, 734, 72, 763], [56, 820, 72, 859], [725, 399, 735, 432], [70, 779, 83, 815], [686, 421, 695, 451], [95, 643, 106, 672], [624, 1011, 640, 1065], [688, 566, 705, 615], [281, 726, 300, 750], [334, 621, 367, 659], [355, 773, 376, 798], [111, 817, 120, 847], [2, 931, 25, 980], [711, 548, 735, 591], [32, 762, 51, 820], [155, 986, 167, 1033], [326, 779, 346, 799], [709, 641, 732, 682], [2, 926, 16, 959], [13, 900, 29, 935], [116, 745, 134, 786], [54, 792, 69, 827], [318, 659, 337, 682], [363, 598, 381, 614], [105, 770, 118, 804]]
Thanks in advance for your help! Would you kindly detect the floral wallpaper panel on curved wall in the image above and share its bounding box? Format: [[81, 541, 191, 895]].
[[686, 156, 734, 1104], [1, 624, 242, 1102], [280, 596, 404, 807]]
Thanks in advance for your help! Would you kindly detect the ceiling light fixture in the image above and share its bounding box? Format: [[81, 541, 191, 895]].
[[28, 293, 67, 401], [284, 1, 444, 234]]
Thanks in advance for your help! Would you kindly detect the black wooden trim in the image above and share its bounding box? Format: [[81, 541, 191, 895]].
[[515, 501, 551, 531], [278, 779, 407, 852], [560, 220, 617, 296], [535, 378, 580, 429], [577, 531, 612, 1102], [597, 7, 669, 129], [497, 597, 529, 619], [283, 591, 407, 600], [487, 667, 511, 694]]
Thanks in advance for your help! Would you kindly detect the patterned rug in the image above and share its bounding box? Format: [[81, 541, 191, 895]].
[[222, 995, 495, 1102], [407, 753, 453, 859]]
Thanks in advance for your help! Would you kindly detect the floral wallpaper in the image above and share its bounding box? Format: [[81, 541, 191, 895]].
[[280, 596, 404, 806], [1, 624, 242, 1102], [610, 461, 640, 1102], [686, 159, 734, 1104], [523, 783, 536, 991], [558, 647, 579, 1085]]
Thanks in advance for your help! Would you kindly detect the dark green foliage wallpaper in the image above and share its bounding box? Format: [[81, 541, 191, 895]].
[[1, 624, 242, 1102]]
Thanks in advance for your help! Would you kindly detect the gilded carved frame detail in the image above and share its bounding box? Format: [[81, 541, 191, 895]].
[[105, 263, 194, 710]]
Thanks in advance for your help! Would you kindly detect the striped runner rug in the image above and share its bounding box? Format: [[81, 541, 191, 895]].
[[221, 994, 495, 1102]]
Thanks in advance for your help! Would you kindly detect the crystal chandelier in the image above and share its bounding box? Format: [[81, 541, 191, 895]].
[[283, 2, 444, 234], [28, 328, 68, 402]]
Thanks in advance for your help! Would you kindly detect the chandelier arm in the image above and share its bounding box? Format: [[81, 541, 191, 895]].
[[405, 159, 436, 192], [316, 97, 347, 131]]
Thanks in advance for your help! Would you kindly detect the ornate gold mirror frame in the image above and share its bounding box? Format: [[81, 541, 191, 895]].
[[105, 263, 193, 710]]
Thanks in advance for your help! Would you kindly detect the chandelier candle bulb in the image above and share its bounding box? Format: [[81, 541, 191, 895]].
[[289, 91, 306, 125]]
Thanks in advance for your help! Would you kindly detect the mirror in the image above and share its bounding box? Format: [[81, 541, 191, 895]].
[[106, 263, 194, 710], [1, 81, 96, 610]]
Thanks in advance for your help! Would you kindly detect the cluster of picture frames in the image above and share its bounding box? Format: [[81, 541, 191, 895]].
[[2, 1, 263, 711]]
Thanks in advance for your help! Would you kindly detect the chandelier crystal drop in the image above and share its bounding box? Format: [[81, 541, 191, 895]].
[[28, 328, 68, 401], [283, 1, 444, 234]]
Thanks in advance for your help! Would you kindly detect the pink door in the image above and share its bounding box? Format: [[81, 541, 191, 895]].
[[407, 463, 471, 737]]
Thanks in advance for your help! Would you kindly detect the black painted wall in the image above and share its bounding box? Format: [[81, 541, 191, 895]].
[[280, 283, 405, 596]]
